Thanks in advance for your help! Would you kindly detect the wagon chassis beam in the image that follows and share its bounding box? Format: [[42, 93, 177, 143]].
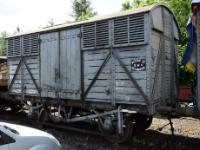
[[50, 107, 119, 123], [49, 106, 136, 123], [48, 106, 136, 136]]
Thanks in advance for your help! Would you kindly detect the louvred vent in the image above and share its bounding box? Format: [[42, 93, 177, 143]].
[[82, 20, 109, 49], [7, 37, 21, 57], [114, 14, 145, 46], [129, 14, 145, 43], [23, 33, 39, 55]]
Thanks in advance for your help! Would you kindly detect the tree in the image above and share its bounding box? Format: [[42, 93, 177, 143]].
[[72, 0, 97, 21], [48, 18, 55, 26], [122, 0, 132, 10], [0, 31, 8, 56], [122, 0, 158, 9]]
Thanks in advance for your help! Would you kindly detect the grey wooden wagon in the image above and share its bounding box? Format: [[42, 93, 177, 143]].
[[6, 4, 179, 142]]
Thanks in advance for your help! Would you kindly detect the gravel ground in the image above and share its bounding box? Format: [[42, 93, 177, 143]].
[[43, 116, 200, 150], [1, 111, 200, 150]]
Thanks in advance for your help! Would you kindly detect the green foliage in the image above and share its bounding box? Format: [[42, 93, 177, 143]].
[[122, 0, 158, 9], [0, 31, 8, 56], [179, 65, 194, 86], [164, 0, 191, 48], [122, 0, 132, 10], [72, 0, 97, 21], [164, 0, 192, 86]]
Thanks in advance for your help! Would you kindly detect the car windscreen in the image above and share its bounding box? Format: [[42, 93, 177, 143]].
[[3, 125, 19, 135]]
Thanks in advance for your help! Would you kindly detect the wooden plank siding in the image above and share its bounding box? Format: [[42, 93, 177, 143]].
[[7, 5, 180, 115]]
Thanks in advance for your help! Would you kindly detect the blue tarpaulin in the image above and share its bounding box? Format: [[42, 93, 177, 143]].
[[182, 17, 194, 65], [182, 16, 197, 73]]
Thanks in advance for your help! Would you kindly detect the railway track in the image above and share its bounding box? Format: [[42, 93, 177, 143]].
[[1, 110, 200, 150], [40, 122, 103, 136], [0, 110, 27, 123]]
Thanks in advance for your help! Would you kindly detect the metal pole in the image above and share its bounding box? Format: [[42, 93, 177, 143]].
[[117, 106, 123, 135]]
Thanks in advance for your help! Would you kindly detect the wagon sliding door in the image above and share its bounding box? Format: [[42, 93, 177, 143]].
[[40, 29, 81, 99], [40, 32, 59, 98], [60, 29, 81, 99]]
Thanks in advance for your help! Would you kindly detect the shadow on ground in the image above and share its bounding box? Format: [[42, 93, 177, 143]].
[[48, 127, 200, 150], [123, 129, 200, 150]]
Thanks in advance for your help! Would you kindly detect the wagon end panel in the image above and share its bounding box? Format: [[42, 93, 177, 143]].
[[149, 31, 163, 104], [150, 6, 179, 107], [162, 8, 178, 105]]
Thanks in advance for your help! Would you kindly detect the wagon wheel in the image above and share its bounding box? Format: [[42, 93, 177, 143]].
[[38, 108, 50, 122], [10, 106, 20, 113], [10, 104, 23, 113], [132, 114, 153, 131], [98, 116, 133, 143], [0, 106, 8, 112]]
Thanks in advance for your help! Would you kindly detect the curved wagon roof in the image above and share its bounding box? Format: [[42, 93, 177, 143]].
[[8, 4, 180, 38]]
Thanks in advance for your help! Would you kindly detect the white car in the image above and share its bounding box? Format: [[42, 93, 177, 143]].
[[0, 122, 62, 150]]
